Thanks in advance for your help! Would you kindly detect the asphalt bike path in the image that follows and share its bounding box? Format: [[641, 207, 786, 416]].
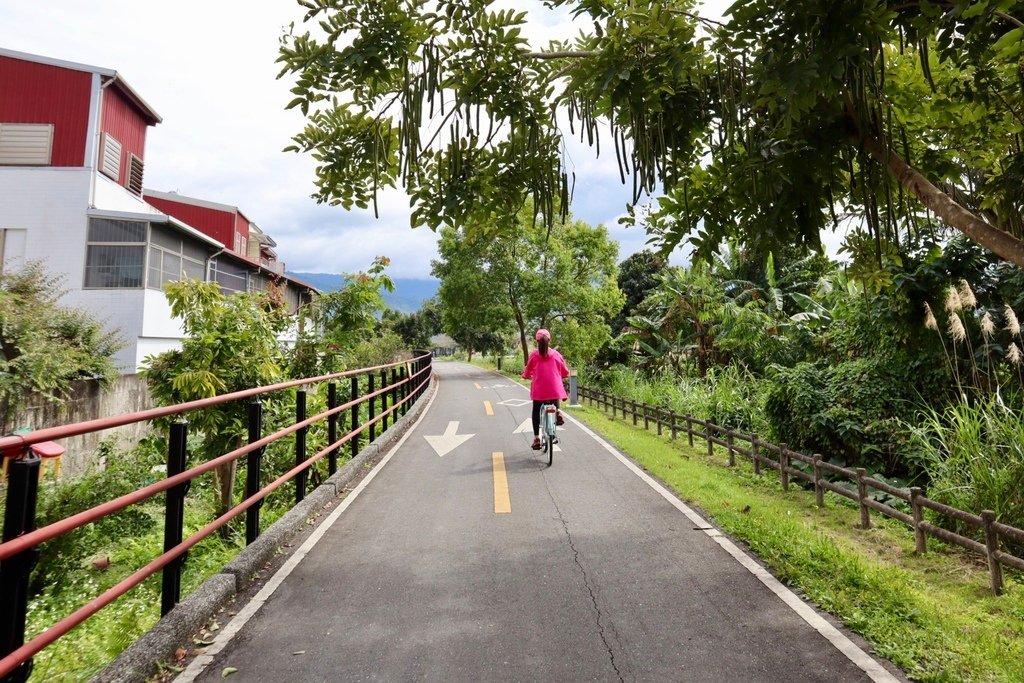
[[182, 362, 906, 682]]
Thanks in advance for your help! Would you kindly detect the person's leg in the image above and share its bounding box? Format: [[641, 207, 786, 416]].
[[555, 398, 564, 425], [531, 401, 542, 449]]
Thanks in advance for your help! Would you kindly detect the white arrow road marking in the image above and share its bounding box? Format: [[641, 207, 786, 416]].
[[424, 421, 475, 457]]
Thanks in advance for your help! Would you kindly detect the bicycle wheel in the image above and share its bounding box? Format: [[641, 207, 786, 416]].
[[544, 406, 556, 466]]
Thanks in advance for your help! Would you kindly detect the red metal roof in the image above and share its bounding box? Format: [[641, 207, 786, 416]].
[[0, 47, 161, 125]]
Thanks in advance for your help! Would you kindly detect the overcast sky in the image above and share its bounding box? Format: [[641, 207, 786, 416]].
[[1, 0, 731, 279]]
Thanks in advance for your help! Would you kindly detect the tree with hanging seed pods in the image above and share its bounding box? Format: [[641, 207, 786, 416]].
[[278, 0, 1024, 270]]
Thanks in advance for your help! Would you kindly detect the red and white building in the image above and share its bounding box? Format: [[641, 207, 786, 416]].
[[0, 48, 316, 371]]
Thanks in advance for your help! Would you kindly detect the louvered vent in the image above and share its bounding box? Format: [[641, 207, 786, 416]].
[[0, 124, 54, 165], [100, 133, 121, 179], [128, 154, 144, 195]]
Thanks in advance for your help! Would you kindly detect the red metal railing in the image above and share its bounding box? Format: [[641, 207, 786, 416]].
[[0, 352, 433, 682]]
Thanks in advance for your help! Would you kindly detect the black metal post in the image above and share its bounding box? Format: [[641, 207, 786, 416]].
[[367, 373, 376, 443], [351, 375, 360, 460], [246, 401, 264, 545], [399, 366, 408, 417], [412, 354, 421, 401], [0, 449, 41, 683], [295, 389, 308, 504], [391, 368, 399, 422], [380, 369, 388, 432], [161, 421, 188, 617], [327, 383, 339, 475]]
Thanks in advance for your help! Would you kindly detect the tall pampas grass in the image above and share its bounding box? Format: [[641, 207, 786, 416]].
[[958, 279, 977, 309], [1006, 305, 1021, 338], [948, 313, 967, 342], [924, 302, 939, 331], [945, 285, 963, 313], [980, 312, 995, 339]]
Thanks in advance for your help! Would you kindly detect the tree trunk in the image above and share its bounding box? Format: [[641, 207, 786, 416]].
[[515, 311, 529, 366], [212, 439, 241, 539], [510, 284, 529, 365], [845, 95, 1024, 268]]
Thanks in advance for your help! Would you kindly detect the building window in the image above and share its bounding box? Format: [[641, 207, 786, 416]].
[[128, 154, 144, 195], [146, 224, 208, 290], [248, 273, 267, 293], [210, 257, 248, 294], [84, 218, 146, 288], [0, 123, 53, 166], [100, 133, 121, 180]]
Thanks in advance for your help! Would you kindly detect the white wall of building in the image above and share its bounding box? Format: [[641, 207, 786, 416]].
[[0, 167, 90, 269], [0, 167, 153, 371], [75, 289, 146, 371], [93, 174, 163, 215]]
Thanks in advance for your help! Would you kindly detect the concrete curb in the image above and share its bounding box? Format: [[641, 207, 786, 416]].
[[91, 574, 235, 683], [92, 376, 437, 683]]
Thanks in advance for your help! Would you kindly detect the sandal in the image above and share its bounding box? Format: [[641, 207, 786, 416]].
[[556, 411, 565, 426], [531, 437, 542, 450]]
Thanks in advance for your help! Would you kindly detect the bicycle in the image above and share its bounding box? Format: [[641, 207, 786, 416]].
[[539, 402, 558, 466]]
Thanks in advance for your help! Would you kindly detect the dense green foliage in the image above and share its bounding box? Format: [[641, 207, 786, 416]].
[[280, 0, 1024, 269], [0, 261, 121, 431], [589, 235, 1024, 527], [293, 256, 396, 375], [142, 280, 291, 519], [915, 395, 1024, 544], [383, 298, 442, 350], [432, 207, 623, 367]]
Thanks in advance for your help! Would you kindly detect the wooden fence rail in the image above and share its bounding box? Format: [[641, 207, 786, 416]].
[[579, 386, 1023, 595]]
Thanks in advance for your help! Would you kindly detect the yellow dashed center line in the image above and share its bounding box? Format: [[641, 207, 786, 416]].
[[483, 400, 494, 415], [492, 452, 511, 513]]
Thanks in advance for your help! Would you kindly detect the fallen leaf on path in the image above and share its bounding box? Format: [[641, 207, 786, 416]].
[[293, 650, 306, 655], [222, 667, 238, 677], [174, 648, 187, 662]]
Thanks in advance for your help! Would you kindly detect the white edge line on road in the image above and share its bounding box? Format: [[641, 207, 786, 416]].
[[497, 368, 900, 683], [176, 379, 440, 683]]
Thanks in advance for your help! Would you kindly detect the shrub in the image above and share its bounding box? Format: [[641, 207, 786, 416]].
[[30, 437, 163, 591], [764, 357, 919, 476], [914, 394, 1024, 546], [589, 364, 771, 434]]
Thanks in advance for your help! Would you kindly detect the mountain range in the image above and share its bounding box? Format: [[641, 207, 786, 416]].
[[287, 272, 440, 313]]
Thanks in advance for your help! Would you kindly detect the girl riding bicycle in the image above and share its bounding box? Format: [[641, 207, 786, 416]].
[[522, 328, 570, 450]]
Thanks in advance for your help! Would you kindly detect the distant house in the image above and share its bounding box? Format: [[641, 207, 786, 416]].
[[144, 190, 317, 316], [0, 48, 316, 372]]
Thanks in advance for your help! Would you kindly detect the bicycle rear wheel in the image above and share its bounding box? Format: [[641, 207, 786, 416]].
[[543, 406, 556, 466]]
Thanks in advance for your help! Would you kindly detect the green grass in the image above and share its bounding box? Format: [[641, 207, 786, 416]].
[[567, 401, 1024, 683], [23, 494, 243, 682]]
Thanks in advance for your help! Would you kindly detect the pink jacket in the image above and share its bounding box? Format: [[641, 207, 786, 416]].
[[523, 349, 570, 401]]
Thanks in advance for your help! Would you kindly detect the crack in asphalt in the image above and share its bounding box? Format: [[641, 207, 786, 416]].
[[545, 484, 626, 683]]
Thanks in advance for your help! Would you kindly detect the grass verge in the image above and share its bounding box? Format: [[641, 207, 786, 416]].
[[573, 402, 1024, 683]]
